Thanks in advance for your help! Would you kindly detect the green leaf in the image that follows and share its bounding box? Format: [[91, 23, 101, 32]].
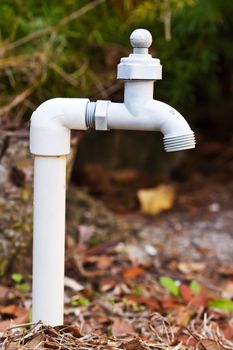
[[16, 283, 30, 293], [133, 286, 143, 297], [190, 280, 201, 294], [70, 297, 90, 307], [70, 299, 79, 306], [11, 273, 23, 283], [209, 299, 233, 312], [160, 276, 179, 296], [79, 297, 90, 307]]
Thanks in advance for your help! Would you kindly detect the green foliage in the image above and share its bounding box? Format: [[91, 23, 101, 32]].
[[0, 0, 232, 123], [11, 273, 23, 283], [16, 282, 30, 293], [209, 299, 233, 312], [11, 273, 30, 293], [160, 276, 179, 296], [190, 280, 201, 294], [70, 296, 90, 307]]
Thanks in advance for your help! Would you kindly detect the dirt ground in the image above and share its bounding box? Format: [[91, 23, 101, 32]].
[[0, 137, 233, 349]]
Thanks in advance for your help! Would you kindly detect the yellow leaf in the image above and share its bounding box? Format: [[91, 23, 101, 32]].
[[137, 185, 175, 215]]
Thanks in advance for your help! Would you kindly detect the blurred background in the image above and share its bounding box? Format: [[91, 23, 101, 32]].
[[0, 0, 233, 275]]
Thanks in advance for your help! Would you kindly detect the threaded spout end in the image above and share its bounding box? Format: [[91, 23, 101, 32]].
[[164, 132, 196, 152], [85, 102, 96, 129]]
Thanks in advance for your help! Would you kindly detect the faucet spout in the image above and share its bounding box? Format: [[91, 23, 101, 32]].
[[105, 97, 195, 152], [157, 100, 196, 152]]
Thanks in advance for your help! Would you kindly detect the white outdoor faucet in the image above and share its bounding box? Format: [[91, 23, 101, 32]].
[[30, 29, 195, 325]]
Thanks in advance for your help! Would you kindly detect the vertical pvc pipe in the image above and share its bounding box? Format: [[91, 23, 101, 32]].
[[32, 155, 66, 325]]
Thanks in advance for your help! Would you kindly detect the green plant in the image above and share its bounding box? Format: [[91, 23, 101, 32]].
[[160, 276, 179, 296], [0, 0, 232, 127]]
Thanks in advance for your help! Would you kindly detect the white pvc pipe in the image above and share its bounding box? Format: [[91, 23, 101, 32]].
[[32, 155, 66, 325], [30, 29, 196, 327]]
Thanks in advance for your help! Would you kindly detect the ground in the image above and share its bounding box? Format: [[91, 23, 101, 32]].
[[0, 170, 233, 349]]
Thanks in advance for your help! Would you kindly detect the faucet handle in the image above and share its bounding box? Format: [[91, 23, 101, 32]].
[[130, 29, 152, 53], [117, 28, 162, 80]]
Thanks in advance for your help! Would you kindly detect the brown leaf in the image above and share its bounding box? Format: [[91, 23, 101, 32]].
[[222, 323, 233, 340], [59, 325, 82, 337], [127, 296, 160, 311], [161, 296, 179, 309], [0, 304, 17, 315], [217, 266, 233, 276], [180, 284, 193, 303], [0, 320, 12, 332], [111, 318, 135, 337], [122, 266, 145, 281], [15, 308, 30, 324], [174, 334, 197, 346], [25, 334, 44, 348], [99, 278, 118, 292], [122, 338, 147, 350], [96, 255, 113, 269], [168, 305, 194, 326], [191, 294, 208, 308], [0, 307, 29, 332], [111, 169, 140, 184], [0, 284, 9, 302], [197, 339, 226, 350]]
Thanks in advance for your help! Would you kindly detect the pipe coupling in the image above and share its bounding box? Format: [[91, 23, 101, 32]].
[[95, 100, 110, 131]]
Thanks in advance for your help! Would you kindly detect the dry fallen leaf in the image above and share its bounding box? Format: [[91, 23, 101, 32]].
[[123, 338, 147, 350], [99, 278, 118, 292], [122, 266, 145, 281], [111, 318, 135, 337], [0, 285, 9, 302], [0, 304, 17, 315], [137, 185, 175, 215], [64, 276, 84, 292], [167, 305, 194, 326], [124, 244, 152, 266], [111, 169, 140, 184], [178, 261, 206, 274], [180, 284, 193, 303], [222, 323, 233, 340], [127, 296, 160, 311], [221, 282, 233, 299], [96, 255, 113, 269], [197, 339, 226, 350], [0, 306, 29, 332], [217, 266, 233, 276], [25, 334, 44, 348]]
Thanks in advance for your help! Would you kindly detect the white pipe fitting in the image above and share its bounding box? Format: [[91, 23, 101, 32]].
[[30, 98, 89, 156], [30, 28, 196, 326]]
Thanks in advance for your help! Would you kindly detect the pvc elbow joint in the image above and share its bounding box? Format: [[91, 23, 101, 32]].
[[30, 98, 89, 156]]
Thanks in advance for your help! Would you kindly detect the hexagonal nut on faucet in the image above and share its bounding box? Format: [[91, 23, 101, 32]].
[[95, 100, 110, 131]]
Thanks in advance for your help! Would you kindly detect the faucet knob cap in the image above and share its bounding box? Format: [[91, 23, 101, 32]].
[[117, 28, 162, 80], [130, 29, 152, 49]]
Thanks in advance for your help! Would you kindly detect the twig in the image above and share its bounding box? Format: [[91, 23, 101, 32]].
[[0, 87, 34, 117], [48, 62, 80, 87], [0, 0, 106, 56]]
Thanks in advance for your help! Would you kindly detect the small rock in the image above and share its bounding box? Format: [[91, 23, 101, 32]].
[[209, 203, 220, 212]]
